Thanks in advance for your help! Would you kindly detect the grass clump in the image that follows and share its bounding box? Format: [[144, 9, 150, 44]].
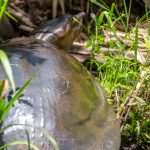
[[88, 0, 150, 149]]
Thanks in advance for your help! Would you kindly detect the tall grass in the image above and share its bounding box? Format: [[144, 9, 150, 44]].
[[88, 0, 150, 148]]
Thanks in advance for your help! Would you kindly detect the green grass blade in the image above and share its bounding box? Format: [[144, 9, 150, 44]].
[[1, 124, 60, 150], [0, 0, 2, 7], [97, 11, 104, 26], [110, 3, 126, 30], [89, 0, 109, 11], [136, 121, 140, 140], [0, 0, 8, 20], [4, 10, 17, 22], [39, 128, 59, 150], [0, 141, 40, 150], [123, 0, 132, 31], [133, 18, 138, 70], [0, 50, 15, 92]]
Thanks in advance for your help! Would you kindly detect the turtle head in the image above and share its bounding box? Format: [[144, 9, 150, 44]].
[[34, 12, 85, 50]]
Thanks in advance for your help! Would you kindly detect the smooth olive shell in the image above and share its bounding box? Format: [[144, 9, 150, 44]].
[[0, 38, 120, 150]]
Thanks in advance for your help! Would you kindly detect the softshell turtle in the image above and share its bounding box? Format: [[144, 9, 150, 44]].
[[0, 13, 120, 150]]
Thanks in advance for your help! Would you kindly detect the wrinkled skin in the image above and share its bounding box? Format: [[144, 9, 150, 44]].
[[0, 14, 120, 150]]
